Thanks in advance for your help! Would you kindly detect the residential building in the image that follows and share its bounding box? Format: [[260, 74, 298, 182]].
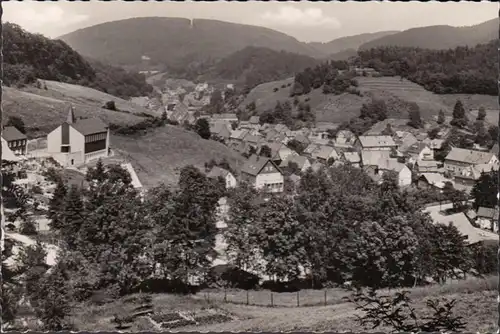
[[210, 122, 232, 142], [377, 158, 412, 187], [454, 163, 498, 191], [342, 151, 361, 167], [491, 143, 499, 157], [240, 155, 284, 193], [405, 143, 434, 163], [444, 148, 499, 175], [393, 131, 418, 153], [292, 133, 311, 146], [476, 207, 499, 232], [423, 138, 445, 151], [229, 129, 249, 147], [2, 126, 28, 155], [417, 173, 453, 190], [311, 145, 339, 164], [415, 160, 440, 174], [280, 155, 311, 173], [171, 101, 196, 124], [360, 150, 392, 167], [336, 130, 355, 145], [207, 166, 238, 189], [1, 137, 20, 162], [249, 116, 260, 125], [355, 135, 397, 152], [261, 142, 295, 165], [47, 107, 110, 167], [212, 113, 238, 123]]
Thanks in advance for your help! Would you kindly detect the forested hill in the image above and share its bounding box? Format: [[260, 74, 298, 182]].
[[4, 23, 153, 99], [202, 46, 320, 89], [309, 31, 399, 55], [357, 40, 498, 96], [359, 18, 498, 50], [58, 17, 322, 69]]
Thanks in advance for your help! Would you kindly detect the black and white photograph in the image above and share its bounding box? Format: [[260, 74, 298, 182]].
[[1, 0, 499, 332]]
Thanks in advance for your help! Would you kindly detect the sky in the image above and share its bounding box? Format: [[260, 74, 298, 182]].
[[3, 1, 499, 43]]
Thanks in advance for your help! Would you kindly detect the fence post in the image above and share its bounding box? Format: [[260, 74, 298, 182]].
[[324, 289, 327, 306], [271, 292, 274, 307], [246, 290, 249, 305], [297, 291, 300, 307]]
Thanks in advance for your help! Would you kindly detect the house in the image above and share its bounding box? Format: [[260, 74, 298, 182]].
[[212, 113, 238, 124], [47, 107, 110, 167], [280, 155, 311, 173], [355, 135, 397, 152], [444, 148, 499, 175], [229, 129, 249, 147], [210, 122, 232, 142], [207, 166, 238, 189], [377, 158, 412, 187], [342, 151, 361, 167], [336, 130, 355, 145], [476, 207, 499, 232], [171, 101, 195, 124], [393, 131, 418, 153], [361, 150, 392, 167], [405, 143, 434, 163], [454, 163, 499, 191], [240, 155, 284, 193], [423, 138, 445, 151], [418, 173, 453, 190], [293, 133, 311, 146], [415, 160, 440, 174], [260, 142, 295, 165], [249, 116, 260, 125], [1, 137, 20, 162], [363, 165, 384, 184], [311, 145, 339, 164], [243, 134, 265, 153], [491, 143, 499, 157], [2, 126, 28, 155], [303, 143, 319, 157], [274, 124, 291, 134]]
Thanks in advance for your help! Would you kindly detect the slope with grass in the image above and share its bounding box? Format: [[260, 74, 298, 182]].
[[309, 31, 399, 56], [3, 81, 154, 138], [110, 125, 245, 188], [359, 18, 498, 50]]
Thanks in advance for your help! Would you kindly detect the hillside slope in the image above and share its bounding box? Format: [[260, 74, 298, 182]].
[[58, 17, 323, 69], [309, 31, 399, 55], [4, 22, 152, 99], [3, 80, 153, 137], [359, 18, 497, 50], [111, 126, 245, 188]]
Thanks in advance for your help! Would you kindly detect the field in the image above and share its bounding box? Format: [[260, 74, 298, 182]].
[[241, 76, 498, 125], [67, 276, 497, 332], [3, 81, 153, 138], [110, 125, 245, 188]]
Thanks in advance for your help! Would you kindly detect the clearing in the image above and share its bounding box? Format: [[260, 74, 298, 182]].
[[108, 125, 245, 188], [66, 275, 497, 332], [241, 76, 498, 124], [3, 80, 153, 138]]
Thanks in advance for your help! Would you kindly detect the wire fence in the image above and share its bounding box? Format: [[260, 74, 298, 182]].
[[198, 288, 351, 308]]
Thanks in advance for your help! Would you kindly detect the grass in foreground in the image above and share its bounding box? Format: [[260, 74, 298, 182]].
[[68, 276, 497, 332]]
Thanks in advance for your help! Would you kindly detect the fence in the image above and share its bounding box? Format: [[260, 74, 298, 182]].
[[198, 288, 351, 308]]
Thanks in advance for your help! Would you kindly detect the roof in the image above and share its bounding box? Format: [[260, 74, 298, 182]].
[[405, 142, 430, 155], [244, 134, 264, 144], [210, 122, 231, 136], [230, 129, 249, 140], [314, 145, 337, 160], [207, 166, 231, 179], [289, 174, 302, 184], [274, 124, 290, 133], [249, 116, 260, 124], [280, 155, 310, 169], [427, 211, 498, 245], [71, 118, 108, 136], [358, 135, 397, 148], [241, 155, 282, 177], [1, 138, 19, 162], [361, 150, 391, 166], [304, 143, 319, 155], [423, 138, 445, 150], [394, 132, 418, 152], [477, 207, 498, 220], [212, 113, 238, 120], [445, 148, 495, 164], [343, 151, 361, 163], [419, 173, 452, 189], [377, 158, 408, 173], [293, 133, 310, 145], [2, 126, 27, 142], [417, 160, 438, 168], [363, 165, 383, 183], [491, 143, 499, 156]]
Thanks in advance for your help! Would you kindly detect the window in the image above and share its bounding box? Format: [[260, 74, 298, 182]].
[[61, 146, 70, 153]]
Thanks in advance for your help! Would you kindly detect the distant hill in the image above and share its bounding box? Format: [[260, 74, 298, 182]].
[[197, 46, 320, 89], [4, 22, 153, 99], [58, 17, 323, 69], [359, 18, 498, 50], [309, 31, 399, 55], [328, 49, 358, 61]]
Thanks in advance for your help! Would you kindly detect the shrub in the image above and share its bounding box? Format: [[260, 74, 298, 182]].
[[31, 185, 43, 195]]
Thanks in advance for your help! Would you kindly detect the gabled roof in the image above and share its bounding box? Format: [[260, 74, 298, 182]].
[[244, 134, 264, 145], [230, 129, 249, 140], [207, 166, 231, 179], [404, 142, 430, 155], [313, 145, 337, 160], [445, 148, 495, 164], [304, 143, 319, 155], [357, 135, 397, 148], [293, 133, 310, 145], [2, 126, 27, 142], [477, 207, 498, 220], [274, 124, 290, 133], [249, 116, 260, 124], [491, 143, 499, 156], [361, 150, 391, 166], [343, 151, 361, 163], [280, 155, 310, 170], [212, 113, 238, 120], [423, 138, 445, 150], [210, 122, 231, 136], [419, 173, 452, 189], [71, 118, 108, 136], [416, 160, 438, 168], [241, 155, 282, 177]]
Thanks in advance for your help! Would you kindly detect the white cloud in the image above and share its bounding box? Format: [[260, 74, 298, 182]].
[[260, 6, 341, 28], [4, 3, 89, 36]]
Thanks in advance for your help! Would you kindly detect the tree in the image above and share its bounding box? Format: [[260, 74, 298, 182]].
[[208, 89, 224, 114], [427, 127, 440, 140], [471, 171, 498, 210], [477, 106, 486, 121], [103, 100, 117, 111], [85, 159, 106, 183], [287, 139, 307, 155], [194, 118, 211, 139], [260, 145, 272, 158], [437, 110, 445, 125], [450, 99, 468, 128], [60, 185, 85, 250], [381, 124, 393, 136], [443, 182, 468, 212], [407, 103, 423, 128], [6, 116, 26, 134]]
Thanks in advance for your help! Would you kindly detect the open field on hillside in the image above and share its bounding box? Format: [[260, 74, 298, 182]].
[[3, 81, 153, 138], [242, 76, 498, 125], [110, 126, 245, 188], [69, 276, 497, 332]]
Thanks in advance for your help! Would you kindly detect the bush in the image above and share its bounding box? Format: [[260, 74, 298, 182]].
[[103, 101, 117, 111], [31, 185, 43, 195], [20, 218, 37, 235], [273, 87, 279, 92]]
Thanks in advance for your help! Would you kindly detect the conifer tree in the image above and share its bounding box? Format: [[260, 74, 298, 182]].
[[60, 185, 85, 250], [48, 180, 67, 230]]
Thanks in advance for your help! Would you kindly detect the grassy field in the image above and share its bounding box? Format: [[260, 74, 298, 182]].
[[67, 275, 497, 332], [3, 81, 153, 138], [110, 125, 245, 188], [241, 76, 498, 125]]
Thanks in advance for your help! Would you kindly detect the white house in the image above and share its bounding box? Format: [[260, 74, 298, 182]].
[[46, 106, 110, 167], [378, 158, 412, 187], [444, 148, 499, 175], [207, 166, 238, 189], [2, 126, 28, 156], [280, 155, 312, 173], [1, 137, 20, 162], [240, 155, 284, 193], [355, 135, 397, 152]]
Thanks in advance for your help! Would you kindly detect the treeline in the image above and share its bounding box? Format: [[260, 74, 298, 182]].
[[3, 23, 153, 99], [356, 40, 498, 95], [290, 60, 358, 97]]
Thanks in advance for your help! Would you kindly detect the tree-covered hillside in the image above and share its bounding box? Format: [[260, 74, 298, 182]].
[[4, 23, 153, 99], [357, 40, 498, 95]]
